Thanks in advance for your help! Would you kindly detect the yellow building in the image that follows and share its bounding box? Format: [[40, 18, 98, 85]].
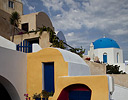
[[0, 1, 114, 100], [27, 48, 114, 100]]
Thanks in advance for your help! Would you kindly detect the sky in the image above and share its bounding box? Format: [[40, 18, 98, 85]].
[[21, 0, 128, 61]]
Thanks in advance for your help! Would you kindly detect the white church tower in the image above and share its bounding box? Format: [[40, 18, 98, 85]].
[[88, 43, 94, 61], [88, 37, 127, 72]]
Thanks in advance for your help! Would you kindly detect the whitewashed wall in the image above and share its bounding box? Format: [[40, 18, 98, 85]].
[[112, 84, 128, 100], [32, 43, 42, 52], [125, 65, 128, 73], [0, 47, 27, 100], [68, 62, 90, 76], [56, 48, 90, 76], [93, 48, 123, 64], [0, 36, 16, 50], [113, 48, 123, 63], [94, 48, 114, 64]]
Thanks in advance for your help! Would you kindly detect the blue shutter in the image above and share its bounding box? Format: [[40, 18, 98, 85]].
[[16, 40, 32, 53], [44, 62, 54, 93]]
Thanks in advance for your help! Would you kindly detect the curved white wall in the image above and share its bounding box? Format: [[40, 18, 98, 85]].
[[68, 62, 90, 76], [56, 48, 90, 76], [32, 43, 42, 52], [57, 48, 87, 65], [0, 36, 16, 50], [0, 47, 27, 100]]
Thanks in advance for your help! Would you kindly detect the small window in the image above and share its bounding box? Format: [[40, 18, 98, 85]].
[[117, 53, 119, 63], [103, 53, 107, 63], [22, 23, 29, 32], [16, 38, 39, 53], [9, 0, 14, 8]]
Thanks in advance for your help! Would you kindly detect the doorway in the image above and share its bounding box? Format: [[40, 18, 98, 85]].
[[69, 90, 91, 100], [0, 83, 12, 100], [43, 62, 54, 93], [58, 84, 91, 100], [103, 53, 107, 63]]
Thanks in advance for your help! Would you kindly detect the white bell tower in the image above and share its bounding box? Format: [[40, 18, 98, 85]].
[[88, 42, 94, 61]]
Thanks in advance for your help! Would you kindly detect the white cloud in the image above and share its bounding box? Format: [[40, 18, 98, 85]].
[[65, 31, 93, 50], [110, 29, 128, 35], [40, 0, 128, 36], [83, 0, 128, 35], [28, 6, 35, 11], [40, 0, 63, 11], [40, 0, 128, 58], [66, 32, 74, 37], [22, 0, 128, 59], [22, 0, 36, 13]]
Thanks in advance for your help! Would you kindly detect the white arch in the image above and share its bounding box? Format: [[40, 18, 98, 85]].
[[0, 75, 20, 100]]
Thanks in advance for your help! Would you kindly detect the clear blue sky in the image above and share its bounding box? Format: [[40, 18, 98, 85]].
[[22, 0, 128, 61]]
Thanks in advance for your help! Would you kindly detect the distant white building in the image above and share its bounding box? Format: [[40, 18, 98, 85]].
[[88, 37, 128, 73]]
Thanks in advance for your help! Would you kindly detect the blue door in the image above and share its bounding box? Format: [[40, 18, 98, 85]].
[[103, 54, 107, 63], [44, 62, 54, 93], [69, 91, 91, 100]]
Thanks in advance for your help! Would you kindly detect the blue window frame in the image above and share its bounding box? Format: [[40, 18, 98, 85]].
[[43, 62, 54, 93], [16, 40, 32, 53]]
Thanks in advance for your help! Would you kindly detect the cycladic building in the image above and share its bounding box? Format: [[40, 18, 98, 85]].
[[88, 37, 128, 73]]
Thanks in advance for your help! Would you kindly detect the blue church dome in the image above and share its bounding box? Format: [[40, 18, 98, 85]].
[[93, 37, 120, 49]]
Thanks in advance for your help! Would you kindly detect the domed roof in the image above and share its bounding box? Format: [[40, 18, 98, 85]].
[[56, 31, 67, 43], [93, 37, 120, 49]]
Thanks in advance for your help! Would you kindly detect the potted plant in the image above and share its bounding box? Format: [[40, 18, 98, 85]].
[[33, 90, 53, 100]]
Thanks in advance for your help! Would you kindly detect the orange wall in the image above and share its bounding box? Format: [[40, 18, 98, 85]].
[[51, 76, 109, 100], [27, 48, 109, 100], [27, 48, 68, 97]]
